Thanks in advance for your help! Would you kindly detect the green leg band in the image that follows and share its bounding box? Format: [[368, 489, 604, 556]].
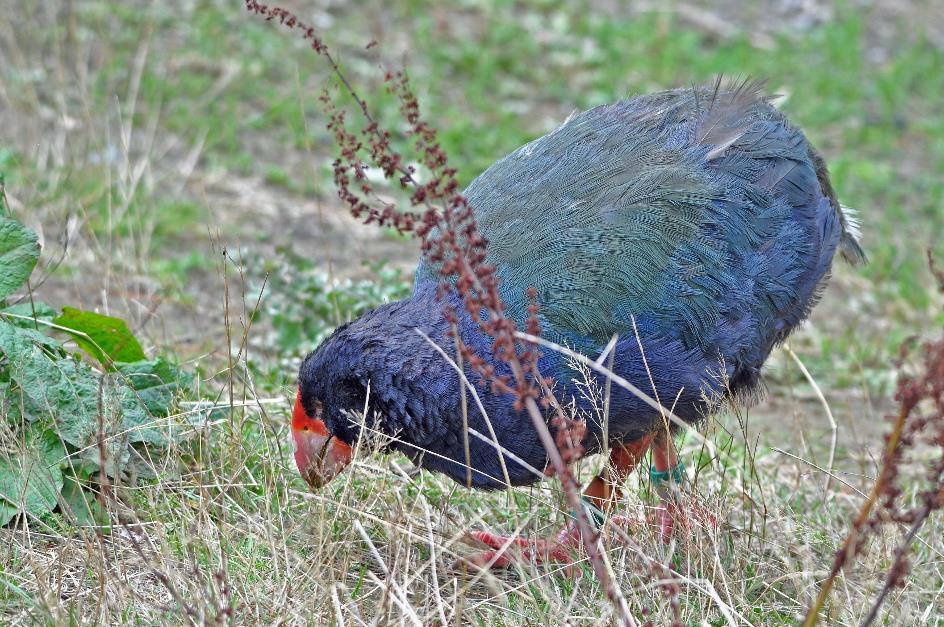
[[650, 460, 686, 487], [575, 461, 686, 529]]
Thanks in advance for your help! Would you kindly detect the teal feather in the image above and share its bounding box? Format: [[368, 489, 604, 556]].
[[418, 80, 862, 370]]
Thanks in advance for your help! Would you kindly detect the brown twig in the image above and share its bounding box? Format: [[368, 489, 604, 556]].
[[860, 508, 929, 627], [804, 253, 944, 626], [801, 402, 909, 627], [242, 3, 635, 624]]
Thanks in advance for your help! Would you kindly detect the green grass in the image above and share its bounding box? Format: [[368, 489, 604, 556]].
[[1, 0, 943, 624]]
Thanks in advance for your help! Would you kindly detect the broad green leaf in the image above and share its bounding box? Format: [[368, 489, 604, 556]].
[[0, 317, 60, 349], [53, 307, 146, 367], [0, 216, 40, 300], [115, 378, 178, 447], [116, 358, 193, 417], [0, 320, 173, 476], [59, 476, 108, 527], [0, 425, 65, 526], [0, 333, 129, 474]]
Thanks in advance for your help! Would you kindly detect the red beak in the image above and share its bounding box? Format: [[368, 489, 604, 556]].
[[292, 389, 352, 489]]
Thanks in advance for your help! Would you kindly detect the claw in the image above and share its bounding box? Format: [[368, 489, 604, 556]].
[[469, 530, 545, 550], [648, 499, 719, 542], [466, 523, 582, 569], [655, 505, 675, 542], [467, 514, 646, 570]]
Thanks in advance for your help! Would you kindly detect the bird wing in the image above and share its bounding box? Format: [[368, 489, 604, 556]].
[[421, 81, 844, 370]]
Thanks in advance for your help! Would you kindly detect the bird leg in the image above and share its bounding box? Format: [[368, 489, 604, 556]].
[[651, 429, 682, 541], [468, 434, 655, 568], [583, 433, 656, 511], [650, 429, 717, 540]]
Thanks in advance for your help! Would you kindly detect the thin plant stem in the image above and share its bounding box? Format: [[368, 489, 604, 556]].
[[802, 403, 910, 627]]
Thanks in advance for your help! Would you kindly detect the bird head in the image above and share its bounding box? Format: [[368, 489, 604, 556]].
[[291, 319, 376, 490], [291, 387, 353, 489]]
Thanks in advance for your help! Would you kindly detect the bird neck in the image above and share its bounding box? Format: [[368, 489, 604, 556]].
[[312, 282, 552, 488]]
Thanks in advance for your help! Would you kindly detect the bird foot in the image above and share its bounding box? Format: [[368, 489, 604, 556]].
[[467, 522, 584, 569], [467, 514, 646, 570], [650, 500, 718, 541], [466, 503, 718, 570]]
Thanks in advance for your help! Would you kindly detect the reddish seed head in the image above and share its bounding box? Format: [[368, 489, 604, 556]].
[[247, 0, 546, 422]]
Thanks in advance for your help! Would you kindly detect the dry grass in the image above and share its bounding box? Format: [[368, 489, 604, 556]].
[[4, 284, 943, 624], [4, 357, 943, 624], [2, 1, 944, 625]]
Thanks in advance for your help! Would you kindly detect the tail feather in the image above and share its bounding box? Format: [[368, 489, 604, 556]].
[[807, 145, 866, 266], [838, 204, 867, 266]]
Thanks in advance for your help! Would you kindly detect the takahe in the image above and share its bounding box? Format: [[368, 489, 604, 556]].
[[291, 80, 865, 564]]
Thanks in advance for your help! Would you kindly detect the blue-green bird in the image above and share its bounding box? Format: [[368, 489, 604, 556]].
[[290, 79, 865, 564]]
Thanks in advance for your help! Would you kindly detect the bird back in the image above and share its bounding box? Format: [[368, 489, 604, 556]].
[[418, 80, 863, 383]]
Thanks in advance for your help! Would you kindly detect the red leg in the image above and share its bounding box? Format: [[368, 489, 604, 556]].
[[583, 433, 655, 509], [651, 430, 679, 541], [469, 434, 656, 568]]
